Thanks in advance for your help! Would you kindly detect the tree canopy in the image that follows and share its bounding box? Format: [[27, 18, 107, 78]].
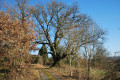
[[29, 1, 105, 67]]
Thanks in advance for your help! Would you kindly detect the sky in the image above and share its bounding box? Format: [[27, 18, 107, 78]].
[[76, 0, 120, 56], [2, 0, 120, 56]]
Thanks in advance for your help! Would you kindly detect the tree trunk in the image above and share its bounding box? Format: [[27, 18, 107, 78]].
[[78, 61, 81, 80], [87, 58, 91, 80], [69, 55, 72, 76], [50, 53, 67, 68], [49, 55, 60, 68]]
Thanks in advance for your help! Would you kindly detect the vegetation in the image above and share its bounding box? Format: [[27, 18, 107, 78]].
[[38, 44, 48, 65], [0, 11, 36, 79], [29, 1, 104, 67], [0, 0, 120, 80]]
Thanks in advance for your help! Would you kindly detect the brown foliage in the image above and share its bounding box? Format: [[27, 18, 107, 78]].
[[0, 11, 36, 79]]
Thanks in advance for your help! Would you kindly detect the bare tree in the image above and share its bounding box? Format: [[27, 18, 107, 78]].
[[92, 45, 109, 69], [29, 1, 105, 67], [81, 23, 104, 80], [83, 45, 94, 80]]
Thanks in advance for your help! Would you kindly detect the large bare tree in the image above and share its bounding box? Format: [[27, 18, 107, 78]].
[[29, 1, 104, 67]]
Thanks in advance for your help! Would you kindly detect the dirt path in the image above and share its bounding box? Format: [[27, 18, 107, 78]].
[[33, 64, 63, 80], [38, 69, 63, 80]]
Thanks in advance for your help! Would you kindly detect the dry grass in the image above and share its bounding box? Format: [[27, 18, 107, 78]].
[[33, 69, 41, 80], [48, 64, 107, 80], [91, 68, 106, 80], [42, 69, 56, 80], [32, 64, 47, 69], [30, 64, 108, 80], [31, 64, 47, 80], [49, 65, 77, 80]]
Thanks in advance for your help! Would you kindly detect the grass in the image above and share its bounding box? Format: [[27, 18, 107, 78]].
[[42, 69, 56, 80], [33, 69, 41, 80], [49, 65, 108, 80], [49, 65, 78, 80], [91, 68, 106, 79], [0, 73, 5, 80], [31, 64, 113, 80], [32, 64, 46, 69]]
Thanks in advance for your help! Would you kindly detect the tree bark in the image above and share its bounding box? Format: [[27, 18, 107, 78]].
[[49, 53, 67, 68], [69, 55, 72, 76]]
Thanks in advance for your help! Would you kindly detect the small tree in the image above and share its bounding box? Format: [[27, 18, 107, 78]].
[[92, 45, 109, 69], [82, 45, 94, 80], [38, 44, 48, 65]]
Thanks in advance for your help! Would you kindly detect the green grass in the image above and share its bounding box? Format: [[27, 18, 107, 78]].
[[33, 70, 41, 80], [42, 69, 56, 80], [91, 68, 106, 79], [50, 66, 107, 80]]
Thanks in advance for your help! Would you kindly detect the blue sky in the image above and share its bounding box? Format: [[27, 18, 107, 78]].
[[3, 0, 120, 56], [76, 0, 120, 56]]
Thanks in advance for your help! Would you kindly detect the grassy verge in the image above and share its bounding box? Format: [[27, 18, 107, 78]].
[[42, 69, 56, 80], [49, 65, 107, 80], [33, 69, 41, 80], [91, 68, 106, 80], [49, 66, 77, 80]]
